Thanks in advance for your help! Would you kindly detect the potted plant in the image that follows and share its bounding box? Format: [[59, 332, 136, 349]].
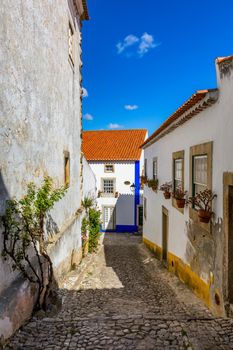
[[140, 175, 148, 185], [188, 189, 217, 223], [173, 188, 188, 208], [160, 182, 172, 199], [148, 179, 159, 191]]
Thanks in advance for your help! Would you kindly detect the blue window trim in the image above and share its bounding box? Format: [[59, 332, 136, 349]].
[[134, 160, 140, 229]]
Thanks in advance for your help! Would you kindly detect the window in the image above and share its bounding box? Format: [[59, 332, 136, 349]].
[[104, 164, 114, 173], [144, 159, 147, 177], [64, 151, 70, 187], [153, 158, 158, 180], [174, 159, 183, 191], [144, 198, 147, 219], [172, 150, 184, 212], [68, 22, 74, 64], [102, 178, 115, 196], [189, 141, 213, 229], [193, 155, 208, 195]]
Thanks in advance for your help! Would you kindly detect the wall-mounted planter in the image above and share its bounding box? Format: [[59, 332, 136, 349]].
[[140, 176, 148, 185], [163, 191, 171, 199], [198, 209, 212, 223], [148, 179, 159, 192], [176, 198, 186, 208]]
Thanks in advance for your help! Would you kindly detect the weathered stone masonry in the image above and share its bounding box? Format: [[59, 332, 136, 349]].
[[0, 0, 88, 342]]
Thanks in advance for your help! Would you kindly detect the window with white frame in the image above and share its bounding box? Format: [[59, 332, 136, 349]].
[[193, 155, 208, 195], [104, 164, 114, 173], [68, 22, 74, 64], [102, 178, 115, 195], [153, 158, 158, 180], [174, 159, 183, 191]]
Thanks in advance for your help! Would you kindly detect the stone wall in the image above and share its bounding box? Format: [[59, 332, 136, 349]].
[[0, 0, 86, 342]]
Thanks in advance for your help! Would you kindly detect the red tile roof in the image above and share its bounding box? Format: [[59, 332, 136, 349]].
[[82, 129, 147, 161], [142, 89, 218, 148], [82, 0, 89, 20], [216, 55, 233, 65]]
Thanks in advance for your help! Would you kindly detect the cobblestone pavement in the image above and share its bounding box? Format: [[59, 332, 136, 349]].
[[5, 233, 233, 349]]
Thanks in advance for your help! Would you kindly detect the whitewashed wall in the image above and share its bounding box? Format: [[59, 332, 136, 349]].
[[143, 61, 233, 264], [0, 0, 85, 341], [89, 161, 136, 226], [82, 157, 97, 199]]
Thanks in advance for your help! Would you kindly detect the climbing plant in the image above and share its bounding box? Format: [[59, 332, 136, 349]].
[[88, 207, 101, 253], [1, 177, 67, 311], [81, 197, 101, 254]]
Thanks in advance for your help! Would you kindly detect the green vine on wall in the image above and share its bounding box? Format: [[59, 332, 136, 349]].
[[81, 197, 101, 254], [1, 177, 67, 311]]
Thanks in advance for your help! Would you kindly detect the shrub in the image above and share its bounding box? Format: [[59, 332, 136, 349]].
[[88, 208, 101, 253]]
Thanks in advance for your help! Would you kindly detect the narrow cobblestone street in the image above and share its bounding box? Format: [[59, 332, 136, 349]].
[[5, 233, 233, 350]]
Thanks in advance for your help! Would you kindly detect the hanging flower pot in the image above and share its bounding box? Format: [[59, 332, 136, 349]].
[[176, 198, 186, 208], [140, 176, 148, 185], [148, 179, 159, 192], [188, 190, 217, 224], [172, 189, 188, 208], [198, 210, 212, 223], [163, 191, 171, 199], [160, 182, 172, 199]]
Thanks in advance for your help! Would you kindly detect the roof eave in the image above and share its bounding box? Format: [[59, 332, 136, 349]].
[[216, 55, 233, 65], [81, 0, 89, 20], [141, 89, 219, 149]]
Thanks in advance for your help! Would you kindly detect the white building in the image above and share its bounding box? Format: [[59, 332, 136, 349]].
[[142, 55, 233, 317], [0, 0, 89, 341], [82, 156, 97, 199], [82, 129, 147, 232]]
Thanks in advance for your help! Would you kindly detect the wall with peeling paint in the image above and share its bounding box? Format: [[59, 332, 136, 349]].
[[143, 58, 233, 316], [0, 0, 85, 342]]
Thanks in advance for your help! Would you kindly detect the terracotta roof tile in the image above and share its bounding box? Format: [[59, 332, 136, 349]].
[[142, 89, 218, 148], [216, 55, 233, 65], [82, 0, 89, 20], [82, 129, 147, 161]]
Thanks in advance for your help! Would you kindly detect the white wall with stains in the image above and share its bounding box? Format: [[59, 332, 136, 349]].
[[0, 0, 86, 341]]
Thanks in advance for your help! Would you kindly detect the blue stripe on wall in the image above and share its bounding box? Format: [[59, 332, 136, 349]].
[[134, 160, 140, 229], [102, 225, 138, 233]]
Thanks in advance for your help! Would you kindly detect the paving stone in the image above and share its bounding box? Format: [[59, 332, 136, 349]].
[[5, 233, 233, 349]]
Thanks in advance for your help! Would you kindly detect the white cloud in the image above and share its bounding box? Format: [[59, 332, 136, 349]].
[[82, 87, 88, 98], [124, 104, 138, 111], [83, 113, 93, 121], [116, 34, 139, 54], [138, 32, 156, 57], [117, 32, 158, 57], [108, 123, 123, 129]]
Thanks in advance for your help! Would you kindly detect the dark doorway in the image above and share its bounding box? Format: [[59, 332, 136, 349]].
[[138, 205, 143, 227], [228, 186, 233, 303]]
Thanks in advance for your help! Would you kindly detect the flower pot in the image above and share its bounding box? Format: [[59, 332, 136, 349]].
[[163, 191, 171, 199], [152, 186, 158, 191], [176, 198, 185, 208], [198, 210, 212, 223]]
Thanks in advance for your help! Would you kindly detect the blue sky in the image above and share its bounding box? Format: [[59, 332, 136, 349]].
[[82, 0, 233, 136]]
